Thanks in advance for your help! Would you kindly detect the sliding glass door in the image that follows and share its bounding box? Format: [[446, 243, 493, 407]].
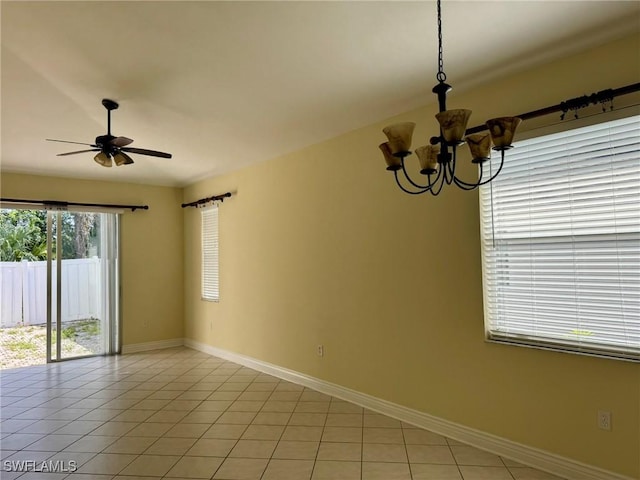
[[47, 210, 120, 362], [0, 207, 120, 368]]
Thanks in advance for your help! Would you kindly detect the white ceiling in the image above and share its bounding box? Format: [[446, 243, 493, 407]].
[[2, 1, 638, 187]]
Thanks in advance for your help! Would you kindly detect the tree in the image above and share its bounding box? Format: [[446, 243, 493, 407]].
[[0, 209, 98, 261], [70, 213, 97, 259]]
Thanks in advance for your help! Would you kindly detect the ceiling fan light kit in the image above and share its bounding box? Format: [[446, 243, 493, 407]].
[[114, 152, 134, 166], [380, 0, 521, 196], [47, 98, 172, 168], [94, 152, 112, 168]]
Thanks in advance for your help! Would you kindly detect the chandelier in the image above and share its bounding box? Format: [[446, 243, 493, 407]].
[[379, 0, 522, 196]]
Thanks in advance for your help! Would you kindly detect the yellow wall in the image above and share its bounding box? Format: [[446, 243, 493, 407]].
[[0, 173, 184, 346], [183, 33, 640, 478]]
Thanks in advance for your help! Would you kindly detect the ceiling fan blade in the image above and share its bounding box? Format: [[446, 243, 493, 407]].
[[110, 136, 134, 147], [46, 139, 97, 147], [121, 147, 172, 159], [57, 149, 101, 156]]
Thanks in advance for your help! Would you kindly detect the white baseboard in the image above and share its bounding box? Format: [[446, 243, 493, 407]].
[[122, 338, 184, 354], [184, 338, 633, 480]]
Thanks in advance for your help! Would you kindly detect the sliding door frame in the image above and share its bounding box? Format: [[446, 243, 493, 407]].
[[0, 204, 121, 363], [45, 210, 122, 363]]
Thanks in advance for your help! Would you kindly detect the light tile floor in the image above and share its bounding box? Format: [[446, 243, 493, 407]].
[[0, 347, 565, 479]]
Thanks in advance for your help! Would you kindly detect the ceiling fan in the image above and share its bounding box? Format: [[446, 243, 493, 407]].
[[46, 98, 172, 167]]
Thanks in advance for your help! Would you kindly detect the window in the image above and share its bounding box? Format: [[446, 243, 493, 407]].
[[480, 115, 640, 360], [202, 206, 219, 301]]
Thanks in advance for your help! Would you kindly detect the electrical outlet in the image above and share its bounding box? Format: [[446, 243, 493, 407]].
[[317, 345, 324, 357], [598, 410, 612, 431]]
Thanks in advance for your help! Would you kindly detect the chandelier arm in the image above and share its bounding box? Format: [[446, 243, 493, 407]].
[[475, 150, 506, 186], [442, 163, 450, 185], [426, 161, 446, 189], [452, 161, 483, 189], [400, 157, 430, 189], [393, 170, 430, 195], [428, 172, 446, 196], [451, 150, 506, 189], [452, 176, 480, 191]]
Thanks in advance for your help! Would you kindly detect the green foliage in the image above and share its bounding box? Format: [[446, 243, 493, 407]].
[[76, 319, 99, 335], [0, 209, 47, 261], [0, 209, 98, 262], [5, 340, 37, 351], [61, 326, 76, 339]]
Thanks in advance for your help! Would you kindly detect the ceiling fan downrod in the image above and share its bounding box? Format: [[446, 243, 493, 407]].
[[102, 98, 119, 137]]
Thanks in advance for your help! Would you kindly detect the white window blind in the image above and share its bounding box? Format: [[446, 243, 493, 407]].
[[202, 206, 219, 302], [480, 114, 640, 361]]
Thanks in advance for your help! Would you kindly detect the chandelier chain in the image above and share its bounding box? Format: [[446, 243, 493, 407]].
[[436, 0, 446, 83]]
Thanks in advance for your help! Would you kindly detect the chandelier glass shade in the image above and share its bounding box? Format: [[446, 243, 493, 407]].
[[380, 0, 522, 196]]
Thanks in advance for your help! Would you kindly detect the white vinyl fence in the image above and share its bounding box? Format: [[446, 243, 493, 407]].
[[0, 258, 101, 328]]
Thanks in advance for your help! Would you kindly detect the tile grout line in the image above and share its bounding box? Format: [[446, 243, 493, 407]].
[[2, 348, 568, 480]]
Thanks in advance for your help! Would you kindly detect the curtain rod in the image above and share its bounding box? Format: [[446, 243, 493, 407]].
[[465, 82, 640, 135], [0, 198, 148, 212], [181, 192, 232, 208]]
